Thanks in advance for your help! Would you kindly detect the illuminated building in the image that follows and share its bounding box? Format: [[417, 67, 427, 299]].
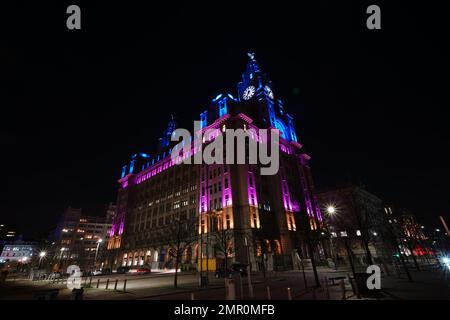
[[317, 186, 395, 267], [384, 206, 436, 259], [107, 54, 326, 271], [0, 241, 38, 264], [50, 206, 113, 271]]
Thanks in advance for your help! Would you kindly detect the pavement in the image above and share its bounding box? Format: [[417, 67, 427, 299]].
[[1, 263, 449, 300]]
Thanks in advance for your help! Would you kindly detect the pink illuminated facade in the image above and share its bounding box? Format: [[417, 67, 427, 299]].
[[105, 54, 328, 271]]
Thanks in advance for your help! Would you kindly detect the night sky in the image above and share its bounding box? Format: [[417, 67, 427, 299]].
[[2, 1, 449, 238]]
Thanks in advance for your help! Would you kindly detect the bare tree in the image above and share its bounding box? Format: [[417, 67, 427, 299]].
[[212, 227, 234, 279], [160, 214, 198, 288]]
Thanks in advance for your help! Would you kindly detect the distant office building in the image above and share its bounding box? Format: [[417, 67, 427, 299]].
[[0, 241, 38, 264], [317, 185, 394, 268], [384, 205, 437, 259], [50, 206, 113, 271]]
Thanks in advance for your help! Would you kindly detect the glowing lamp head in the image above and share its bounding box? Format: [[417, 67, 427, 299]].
[[39, 251, 46, 258], [98, 238, 103, 243], [442, 257, 450, 265], [326, 206, 336, 215]]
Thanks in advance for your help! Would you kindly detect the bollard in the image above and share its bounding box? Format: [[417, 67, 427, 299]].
[[239, 274, 244, 300], [123, 279, 127, 292], [324, 277, 330, 300], [266, 286, 271, 300], [225, 278, 236, 300], [114, 279, 118, 290], [96, 279, 100, 288], [340, 279, 346, 300], [287, 287, 292, 300], [190, 292, 195, 300], [105, 279, 110, 290]]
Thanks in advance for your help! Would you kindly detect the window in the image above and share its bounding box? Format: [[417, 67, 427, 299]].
[[226, 215, 231, 229]]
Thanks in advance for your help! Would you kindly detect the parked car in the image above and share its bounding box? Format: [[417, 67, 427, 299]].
[[135, 267, 151, 275], [231, 263, 248, 276], [91, 270, 103, 276], [116, 266, 130, 274], [215, 263, 248, 278], [215, 268, 233, 279]]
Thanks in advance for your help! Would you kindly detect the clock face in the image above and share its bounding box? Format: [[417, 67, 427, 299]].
[[265, 86, 274, 99], [243, 86, 256, 100]]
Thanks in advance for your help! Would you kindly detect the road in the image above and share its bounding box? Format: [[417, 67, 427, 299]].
[[1, 265, 449, 300]]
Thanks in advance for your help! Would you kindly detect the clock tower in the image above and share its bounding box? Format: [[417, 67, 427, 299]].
[[236, 53, 298, 143]]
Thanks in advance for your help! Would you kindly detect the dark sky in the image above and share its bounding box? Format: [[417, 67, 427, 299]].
[[2, 1, 449, 238]]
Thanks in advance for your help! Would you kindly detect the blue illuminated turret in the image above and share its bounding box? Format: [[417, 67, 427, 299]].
[[159, 115, 176, 149]]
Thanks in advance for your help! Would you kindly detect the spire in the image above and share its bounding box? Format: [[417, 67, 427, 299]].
[[160, 115, 176, 149], [244, 52, 261, 79], [238, 52, 272, 99]]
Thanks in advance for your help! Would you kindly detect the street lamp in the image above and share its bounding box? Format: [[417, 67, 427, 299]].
[[59, 247, 67, 271], [38, 251, 46, 269], [325, 205, 338, 270], [94, 238, 103, 270], [327, 206, 336, 215]]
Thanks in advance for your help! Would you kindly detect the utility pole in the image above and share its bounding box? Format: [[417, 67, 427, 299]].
[[199, 222, 203, 287], [244, 236, 254, 298]]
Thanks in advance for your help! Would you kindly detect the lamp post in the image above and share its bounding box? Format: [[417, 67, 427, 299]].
[[199, 217, 204, 287], [326, 206, 338, 270], [38, 251, 46, 269], [206, 209, 217, 287], [59, 247, 67, 271], [94, 238, 103, 270], [244, 236, 254, 298]]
